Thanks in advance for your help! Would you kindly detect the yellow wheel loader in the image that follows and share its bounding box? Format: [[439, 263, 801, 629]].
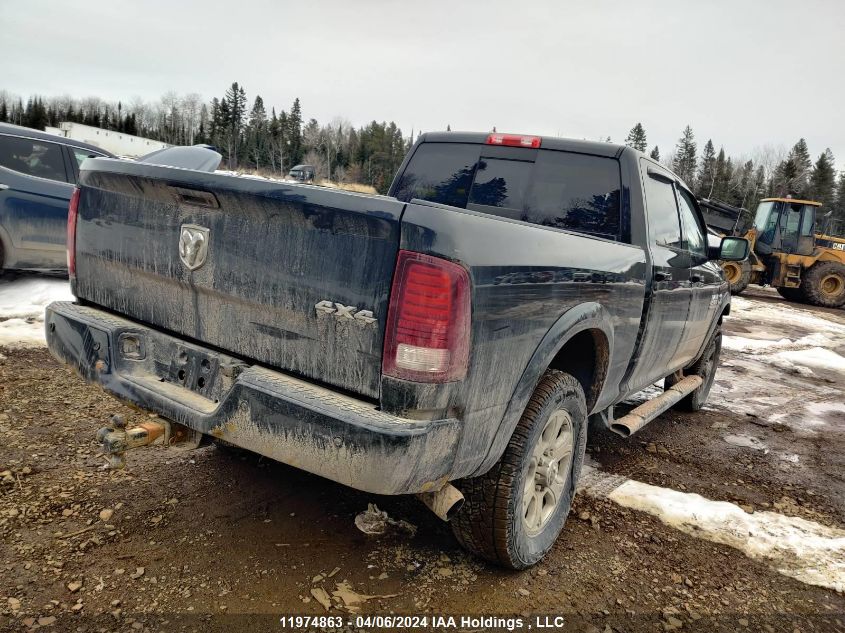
[[709, 198, 845, 308]]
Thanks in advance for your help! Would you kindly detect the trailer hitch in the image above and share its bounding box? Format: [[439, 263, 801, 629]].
[[97, 412, 205, 470], [95, 415, 173, 469]]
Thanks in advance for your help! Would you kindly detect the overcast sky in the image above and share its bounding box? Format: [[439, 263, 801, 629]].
[[2, 0, 843, 169]]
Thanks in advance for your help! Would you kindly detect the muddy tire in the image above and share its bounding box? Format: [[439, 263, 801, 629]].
[[801, 261, 845, 308], [666, 327, 722, 412], [776, 287, 805, 303], [451, 371, 587, 569], [721, 260, 751, 295]]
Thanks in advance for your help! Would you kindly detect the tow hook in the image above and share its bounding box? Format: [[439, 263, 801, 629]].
[[96, 414, 171, 469]]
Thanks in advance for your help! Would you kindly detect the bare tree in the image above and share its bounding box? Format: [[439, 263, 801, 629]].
[[750, 144, 787, 184], [182, 93, 202, 145], [159, 91, 180, 143]]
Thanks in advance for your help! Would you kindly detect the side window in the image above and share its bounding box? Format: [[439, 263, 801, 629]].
[[780, 205, 802, 244], [676, 188, 707, 257], [71, 148, 103, 172], [799, 206, 815, 236], [0, 135, 68, 183], [518, 151, 621, 240], [643, 172, 682, 248]]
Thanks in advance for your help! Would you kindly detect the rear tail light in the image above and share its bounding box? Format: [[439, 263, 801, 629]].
[[67, 187, 80, 277], [486, 133, 541, 148], [383, 250, 471, 382]]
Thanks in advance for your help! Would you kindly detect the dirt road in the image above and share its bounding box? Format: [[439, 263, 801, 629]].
[[1, 282, 844, 632]]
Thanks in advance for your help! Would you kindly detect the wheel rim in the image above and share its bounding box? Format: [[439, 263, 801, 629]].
[[722, 262, 740, 283], [821, 274, 844, 298], [522, 410, 575, 536]]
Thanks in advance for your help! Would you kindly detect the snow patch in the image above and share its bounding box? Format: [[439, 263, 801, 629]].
[[722, 333, 837, 353], [722, 336, 791, 353], [797, 402, 845, 430], [770, 347, 845, 373], [723, 434, 768, 452], [764, 355, 816, 377], [0, 277, 73, 348], [805, 401, 845, 418], [0, 318, 49, 348], [728, 296, 845, 336], [606, 479, 845, 593]]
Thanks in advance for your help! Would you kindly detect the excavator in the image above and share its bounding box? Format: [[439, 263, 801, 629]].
[[699, 197, 845, 308]]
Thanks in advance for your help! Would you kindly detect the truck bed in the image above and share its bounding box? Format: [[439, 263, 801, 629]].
[[74, 159, 403, 399]]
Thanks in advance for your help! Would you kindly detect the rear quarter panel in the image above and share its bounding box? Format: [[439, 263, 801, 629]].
[[383, 201, 647, 477]]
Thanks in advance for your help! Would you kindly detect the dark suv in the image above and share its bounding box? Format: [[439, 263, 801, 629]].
[[286, 164, 316, 183], [0, 123, 114, 272]]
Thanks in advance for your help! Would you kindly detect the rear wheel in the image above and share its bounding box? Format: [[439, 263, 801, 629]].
[[451, 370, 587, 569], [802, 261, 845, 308], [776, 287, 805, 303], [666, 327, 722, 412], [721, 260, 751, 294]]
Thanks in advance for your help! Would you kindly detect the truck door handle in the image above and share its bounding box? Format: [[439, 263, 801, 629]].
[[690, 274, 703, 283], [654, 272, 672, 282], [0, 184, 9, 191]]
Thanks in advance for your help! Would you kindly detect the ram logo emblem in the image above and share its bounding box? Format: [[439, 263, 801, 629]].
[[178, 224, 210, 271], [315, 300, 377, 325]]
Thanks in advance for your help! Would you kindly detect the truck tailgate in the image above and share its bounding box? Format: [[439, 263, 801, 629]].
[[74, 159, 404, 399]]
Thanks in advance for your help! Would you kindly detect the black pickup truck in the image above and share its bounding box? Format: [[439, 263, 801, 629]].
[[45, 132, 747, 568]]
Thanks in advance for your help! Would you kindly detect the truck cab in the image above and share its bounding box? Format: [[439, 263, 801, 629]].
[[753, 198, 819, 257]]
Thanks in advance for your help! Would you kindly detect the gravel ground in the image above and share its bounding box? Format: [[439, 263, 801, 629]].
[[0, 281, 844, 632]]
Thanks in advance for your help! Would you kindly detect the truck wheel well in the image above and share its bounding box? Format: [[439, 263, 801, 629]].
[[547, 329, 608, 412]]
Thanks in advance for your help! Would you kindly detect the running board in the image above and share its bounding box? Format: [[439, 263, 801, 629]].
[[610, 375, 703, 437]]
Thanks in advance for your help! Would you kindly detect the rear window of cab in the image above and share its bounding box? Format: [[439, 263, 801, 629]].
[[394, 142, 623, 241]]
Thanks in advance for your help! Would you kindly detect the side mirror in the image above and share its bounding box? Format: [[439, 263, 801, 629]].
[[715, 236, 750, 261]]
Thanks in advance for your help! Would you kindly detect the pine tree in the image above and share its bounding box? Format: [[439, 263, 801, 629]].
[[624, 123, 647, 152], [221, 82, 247, 168], [774, 138, 813, 197], [195, 104, 209, 144], [288, 98, 303, 166], [734, 159, 755, 210], [832, 171, 845, 228], [696, 140, 716, 197], [712, 152, 734, 202], [649, 146, 660, 161], [809, 149, 837, 208], [672, 125, 697, 184], [245, 95, 268, 169], [208, 98, 220, 142], [0, 98, 7, 123]]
